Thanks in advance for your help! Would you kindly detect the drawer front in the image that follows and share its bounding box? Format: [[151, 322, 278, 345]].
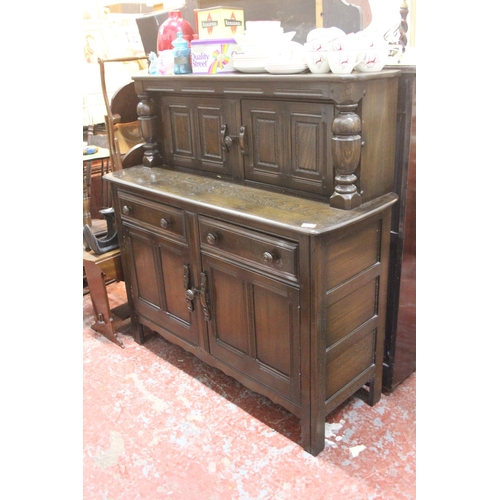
[[117, 191, 186, 241], [199, 217, 298, 282]]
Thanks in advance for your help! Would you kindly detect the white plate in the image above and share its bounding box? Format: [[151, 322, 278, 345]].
[[233, 63, 267, 73], [264, 64, 308, 74], [232, 55, 269, 64]]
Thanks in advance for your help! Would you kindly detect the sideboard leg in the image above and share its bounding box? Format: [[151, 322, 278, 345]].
[[301, 410, 326, 456], [130, 314, 146, 345], [368, 375, 383, 406]]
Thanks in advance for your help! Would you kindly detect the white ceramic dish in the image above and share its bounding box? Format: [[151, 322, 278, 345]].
[[264, 63, 308, 74], [305, 51, 330, 74], [232, 53, 270, 72], [327, 50, 362, 74], [233, 60, 268, 73], [233, 31, 296, 51], [354, 46, 398, 72]]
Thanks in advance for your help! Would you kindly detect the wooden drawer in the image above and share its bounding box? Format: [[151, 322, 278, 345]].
[[199, 217, 298, 282], [117, 191, 186, 241]]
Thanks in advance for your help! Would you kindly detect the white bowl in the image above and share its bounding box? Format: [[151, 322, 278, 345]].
[[306, 51, 330, 74], [354, 46, 392, 72], [327, 50, 362, 74]]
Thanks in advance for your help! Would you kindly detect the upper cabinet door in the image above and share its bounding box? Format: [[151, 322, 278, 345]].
[[162, 96, 233, 177], [242, 99, 334, 197]]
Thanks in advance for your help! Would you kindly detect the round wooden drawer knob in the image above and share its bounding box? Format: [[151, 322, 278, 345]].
[[206, 233, 217, 245], [122, 205, 130, 215], [263, 251, 275, 264], [160, 218, 170, 229]]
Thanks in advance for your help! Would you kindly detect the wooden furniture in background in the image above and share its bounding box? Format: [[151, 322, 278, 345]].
[[83, 145, 111, 230], [384, 65, 416, 390], [105, 71, 400, 456]]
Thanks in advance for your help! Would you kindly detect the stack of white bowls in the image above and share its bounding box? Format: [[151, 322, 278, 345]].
[[305, 26, 400, 75], [232, 21, 305, 74]]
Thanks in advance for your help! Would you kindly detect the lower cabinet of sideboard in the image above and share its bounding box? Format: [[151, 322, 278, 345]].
[[113, 182, 392, 456]]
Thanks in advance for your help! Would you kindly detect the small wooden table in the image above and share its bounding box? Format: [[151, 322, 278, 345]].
[[83, 248, 129, 348], [83, 147, 110, 228]]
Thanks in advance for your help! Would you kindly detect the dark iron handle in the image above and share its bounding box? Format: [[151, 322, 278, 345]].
[[184, 264, 195, 312], [239, 126, 247, 155], [220, 123, 229, 153], [199, 272, 211, 321], [222, 123, 246, 154]]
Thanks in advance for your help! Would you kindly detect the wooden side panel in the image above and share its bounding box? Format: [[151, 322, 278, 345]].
[[326, 279, 377, 347], [326, 332, 375, 397], [358, 77, 399, 203], [325, 220, 380, 288], [318, 216, 385, 404]]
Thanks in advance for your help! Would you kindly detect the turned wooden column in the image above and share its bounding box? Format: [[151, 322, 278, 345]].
[[399, 1, 409, 53], [137, 92, 163, 167], [330, 85, 364, 210]]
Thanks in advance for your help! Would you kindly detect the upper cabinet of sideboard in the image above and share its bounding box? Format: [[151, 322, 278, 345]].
[[133, 71, 400, 209]]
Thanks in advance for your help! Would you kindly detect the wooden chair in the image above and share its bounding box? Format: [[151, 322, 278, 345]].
[[84, 56, 148, 348], [98, 56, 148, 171]]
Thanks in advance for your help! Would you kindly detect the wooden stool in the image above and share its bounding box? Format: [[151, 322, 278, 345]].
[[83, 248, 129, 348]]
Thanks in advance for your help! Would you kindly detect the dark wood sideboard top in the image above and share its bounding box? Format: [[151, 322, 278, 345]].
[[132, 70, 401, 97], [105, 166, 398, 235]]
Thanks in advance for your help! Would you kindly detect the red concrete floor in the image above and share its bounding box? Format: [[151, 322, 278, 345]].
[[83, 281, 416, 500]]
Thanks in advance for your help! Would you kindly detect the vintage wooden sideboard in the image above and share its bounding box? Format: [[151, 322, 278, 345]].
[[104, 71, 400, 456]]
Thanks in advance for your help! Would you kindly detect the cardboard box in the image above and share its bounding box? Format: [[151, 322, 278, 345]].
[[194, 6, 244, 40], [190, 38, 242, 74]]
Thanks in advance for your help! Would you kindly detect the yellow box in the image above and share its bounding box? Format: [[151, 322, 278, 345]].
[[195, 6, 244, 40]]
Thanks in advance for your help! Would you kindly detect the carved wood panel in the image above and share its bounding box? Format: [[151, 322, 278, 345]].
[[124, 224, 199, 347], [203, 254, 301, 404], [162, 96, 231, 176], [242, 99, 333, 197]]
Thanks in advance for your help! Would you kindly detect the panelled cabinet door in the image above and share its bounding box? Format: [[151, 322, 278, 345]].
[[162, 95, 233, 177], [202, 254, 301, 405], [242, 99, 334, 197], [124, 224, 199, 347]]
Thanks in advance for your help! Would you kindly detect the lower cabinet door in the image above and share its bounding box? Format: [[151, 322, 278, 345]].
[[202, 254, 301, 404], [124, 224, 199, 347]]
